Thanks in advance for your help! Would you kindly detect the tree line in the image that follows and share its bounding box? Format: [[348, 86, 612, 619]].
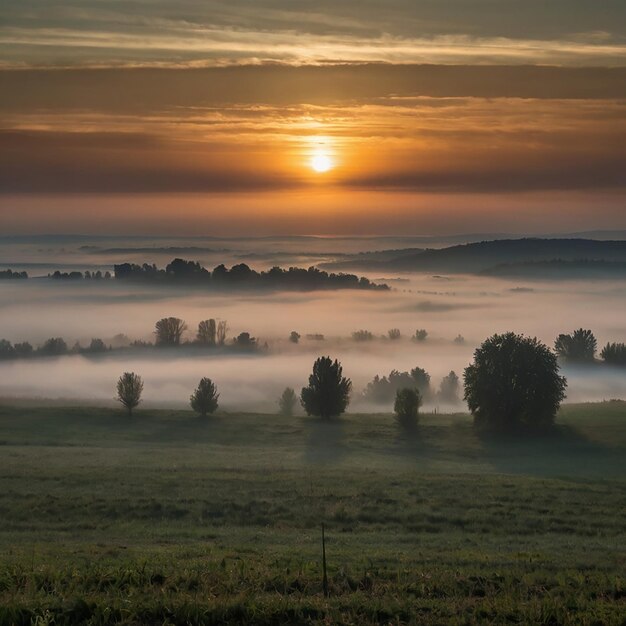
[[116, 331, 577, 434], [0, 317, 258, 360], [0, 269, 28, 280], [1, 322, 624, 367], [114, 258, 388, 291]]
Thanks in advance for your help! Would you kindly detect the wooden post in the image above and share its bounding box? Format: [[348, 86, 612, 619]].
[[322, 523, 329, 597]]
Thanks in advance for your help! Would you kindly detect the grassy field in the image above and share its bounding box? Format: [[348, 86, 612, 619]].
[[0, 401, 624, 625]]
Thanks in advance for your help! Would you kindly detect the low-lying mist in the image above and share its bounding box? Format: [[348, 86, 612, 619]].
[[0, 237, 624, 410]]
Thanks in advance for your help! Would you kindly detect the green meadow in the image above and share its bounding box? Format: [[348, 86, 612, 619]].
[[0, 401, 624, 625]]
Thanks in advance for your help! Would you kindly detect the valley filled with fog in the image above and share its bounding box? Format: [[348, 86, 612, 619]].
[[0, 235, 624, 411]]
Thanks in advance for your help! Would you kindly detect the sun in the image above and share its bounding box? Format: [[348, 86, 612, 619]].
[[311, 153, 333, 173]]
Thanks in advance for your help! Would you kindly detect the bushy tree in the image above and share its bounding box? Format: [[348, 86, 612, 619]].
[[301, 356, 352, 418], [197, 319, 217, 346], [438, 371, 460, 404], [464, 332, 567, 432], [554, 328, 597, 362], [454, 334, 465, 345], [600, 342, 626, 366], [363, 367, 431, 404], [278, 387, 297, 416], [414, 329, 428, 342], [39, 337, 68, 356], [289, 331, 301, 344], [388, 328, 401, 340], [410, 367, 431, 398], [394, 388, 422, 424], [13, 342, 33, 357], [0, 339, 14, 359], [155, 317, 187, 346], [233, 332, 257, 349], [116, 372, 143, 416], [190, 378, 219, 417], [352, 330, 374, 342], [87, 338, 107, 353]]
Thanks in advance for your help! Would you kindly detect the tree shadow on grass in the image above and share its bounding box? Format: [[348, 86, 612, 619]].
[[476, 424, 626, 479], [303, 417, 347, 465], [391, 418, 435, 458]]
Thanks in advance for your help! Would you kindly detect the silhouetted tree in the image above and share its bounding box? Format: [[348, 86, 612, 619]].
[[216, 320, 228, 346], [410, 367, 431, 398], [278, 387, 297, 416], [301, 356, 352, 418], [394, 388, 422, 424], [111, 333, 131, 348], [388, 328, 401, 340], [438, 371, 460, 404], [454, 334, 465, 345], [363, 367, 432, 404], [166, 258, 209, 280], [233, 332, 257, 349], [413, 329, 428, 342], [464, 332, 567, 432], [554, 329, 597, 362], [0, 269, 28, 279], [197, 319, 217, 346], [289, 331, 301, 344], [116, 372, 143, 416], [190, 378, 219, 417], [39, 337, 68, 356], [600, 342, 626, 366], [0, 339, 14, 359], [13, 341, 33, 358], [155, 317, 187, 346], [86, 338, 107, 353], [352, 330, 373, 342]]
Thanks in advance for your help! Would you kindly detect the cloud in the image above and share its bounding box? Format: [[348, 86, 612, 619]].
[[1, 1, 625, 66]]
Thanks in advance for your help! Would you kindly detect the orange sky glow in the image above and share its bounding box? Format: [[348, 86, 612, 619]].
[[1, 2, 625, 235]]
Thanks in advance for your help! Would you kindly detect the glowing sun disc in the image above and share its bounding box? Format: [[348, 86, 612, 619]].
[[311, 154, 332, 173]]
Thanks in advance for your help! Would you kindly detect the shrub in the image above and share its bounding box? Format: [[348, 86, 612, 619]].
[[301, 357, 352, 418], [116, 372, 144, 416], [190, 378, 219, 417], [464, 332, 567, 432]]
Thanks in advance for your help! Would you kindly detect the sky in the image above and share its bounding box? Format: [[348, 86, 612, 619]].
[[0, 1, 625, 235]]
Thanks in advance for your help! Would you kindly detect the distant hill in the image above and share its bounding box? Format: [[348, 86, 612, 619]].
[[322, 239, 626, 276], [482, 259, 626, 279]]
